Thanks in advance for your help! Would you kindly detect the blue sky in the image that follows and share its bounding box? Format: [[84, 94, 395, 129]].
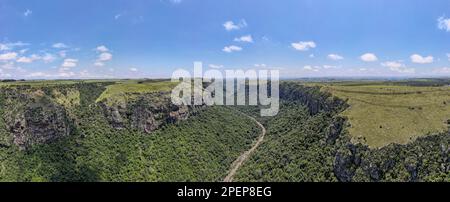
[[1, 0, 450, 79]]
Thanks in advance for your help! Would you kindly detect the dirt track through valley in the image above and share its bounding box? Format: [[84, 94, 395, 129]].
[[223, 113, 266, 182]]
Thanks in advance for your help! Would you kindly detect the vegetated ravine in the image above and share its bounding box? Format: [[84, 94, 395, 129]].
[[223, 110, 266, 182], [0, 81, 448, 182]]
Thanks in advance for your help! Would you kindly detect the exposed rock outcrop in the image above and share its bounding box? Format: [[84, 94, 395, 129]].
[[100, 92, 196, 134], [279, 83, 348, 115], [2, 89, 71, 150]]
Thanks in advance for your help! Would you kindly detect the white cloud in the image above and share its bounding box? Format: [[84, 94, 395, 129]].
[[327, 54, 344, 60], [0, 44, 8, 51], [254, 64, 267, 68], [19, 49, 28, 54], [61, 58, 78, 67], [114, 14, 122, 20], [447, 53, 450, 61], [52, 43, 68, 49], [437, 16, 450, 32], [223, 20, 247, 31], [98, 52, 112, 61], [222, 45, 242, 53], [309, 54, 315, 58], [0, 52, 18, 60], [0, 41, 29, 51], [234, 35, 253, 43], [94, 62, 104, 67], [94, 46, 112, 66], [410, 54, 433, 64], [96, 45, 109, 52], [169, 0, 183, 4], [381, 61, 403, 68], [360, 53, 378, 62], [303, 65, 320, 72], [130, 67, 138, 72], [17, 54, 40, 63], [291, 41, 316, 51], [209, 64, 223, 69], [42, 53, 56, 63], [323, 65, 340, 69], [24, 9, 32, 17], [382, 61, 414, 73]]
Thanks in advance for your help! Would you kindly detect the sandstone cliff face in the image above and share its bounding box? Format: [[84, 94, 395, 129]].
[[99, 91, 193, 134], [279, 83, 348, 115], [1, 89, 71, 150]]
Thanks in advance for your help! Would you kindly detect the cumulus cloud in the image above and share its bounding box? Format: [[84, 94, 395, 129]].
[[94, 45, 112, 66], [382, 61, 414, 73], [381, 61, 403, 68], [209, 64, 223, 69], [303, 65, 320, 72], [52, 43, 69, 49], [360, 53, 378, 62], [62, 58, 78, 67], [234, 35, 253, 43], [0, 41, 29, 51], [323, 65, 340, 69], [222, 45, 242, 53], [447, 53, 450, 61], [169, 0, 183, 4], [16, 54, 40, 63], [96, 45, 109, 52], [327, 54, 344, 60], [437, 16, 450, 32], [42, 53, 56, 63], [291, 41, 316, 51], [0, 52, 18, 61], [410, 54, 433, 64], [130, 67, 138, 72], [254, 64, 267, 68], [94, 62, 104, 67], [0, 44, 7, 51], [98, 52, 112, 61], [223, 20, 247, 31]]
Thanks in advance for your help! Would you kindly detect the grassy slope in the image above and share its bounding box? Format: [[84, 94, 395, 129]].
[[321, 83, 450, 148], [95, 80, 178, 103]]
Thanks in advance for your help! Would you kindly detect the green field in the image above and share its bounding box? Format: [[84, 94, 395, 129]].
[[320, 82, 450, 148], [95, 80, 177, 104]]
